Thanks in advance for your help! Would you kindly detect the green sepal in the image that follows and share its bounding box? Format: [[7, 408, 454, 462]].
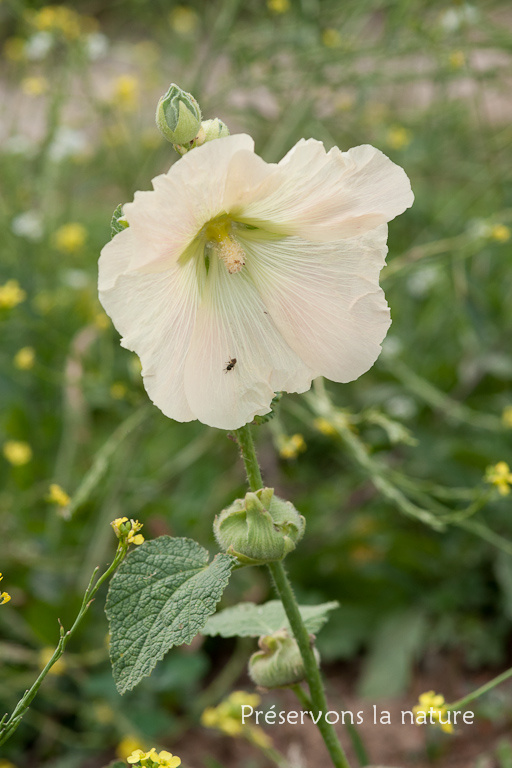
[[110, 204, 128, 239], [253, 393, 282, 425], [249, 629, 320, 689], [214, 487, 305, 566]]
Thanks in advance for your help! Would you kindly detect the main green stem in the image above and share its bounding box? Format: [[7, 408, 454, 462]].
[[234, 424, 352, 768]]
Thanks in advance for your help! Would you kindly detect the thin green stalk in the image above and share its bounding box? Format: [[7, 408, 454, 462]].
[[448, 666, 512, 711], [233, 425, 352, 768], [0, 543, 127, 745]]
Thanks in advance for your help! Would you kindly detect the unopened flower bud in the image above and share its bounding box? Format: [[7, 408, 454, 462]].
[[196, 118, 230, 145], [214, 487, 305, 566], [249, 629, 319, 689], [155, 83, 202, 145]]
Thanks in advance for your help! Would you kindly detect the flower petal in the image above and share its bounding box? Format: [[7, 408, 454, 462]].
[[183, 257, 314, 430], [98, 225, 133, 292], [239, 225, 391, 382], [238, 139, 414, 240], [123, 134, 271, 274], [99, 238, 206, 422]]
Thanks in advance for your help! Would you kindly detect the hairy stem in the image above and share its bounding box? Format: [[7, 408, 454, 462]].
[[234, 424, 352, 768]]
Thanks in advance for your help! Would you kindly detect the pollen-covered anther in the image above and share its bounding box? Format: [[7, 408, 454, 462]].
[[217, 235, 246, 274]]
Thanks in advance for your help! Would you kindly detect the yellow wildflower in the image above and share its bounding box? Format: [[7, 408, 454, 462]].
[[485, 461, 512, 496], [248, 725, 272, 749], [47, 483, 71, 507], [111, 517, 144, 545], [112, 75, 139, 111], [386, 126, 412, 151], [117, 736, 146, 761], [156, 752, 181, 768], [3, 441, 32, 467], [14, 347, 35, 370], [322, 29, 342, 48], [38, 646, 66, 675], [413, 690, 454, 734], [111, 516, 129, 537], [127, 749, 181, 768], [169, 6, 199, 35], [110, 382, 127, 400], [201, 691, 270, 748], [0, 759, 17, 768], [278, 434, 306, 460], [227, 691, 261, 708], [0, 280, 26, 309], [449, 50, 465, 69], [21, 76, 49, 97], [127, 523, 144, 546], [4, 37, 26, 62], [92, 701, 114, 724], [314, 411, 352, 436], [502, 406, 512, 429], [31, 5, 82, 40], [54, 223, 87, 254], [313, 417, 337, 437], [490, 224, 510, 243], [267, 0, 290, 12], [0, 574, 11, 606]]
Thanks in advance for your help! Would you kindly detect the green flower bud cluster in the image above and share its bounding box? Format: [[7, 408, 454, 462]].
[[214, 487, 305, 566], [249, 629, 320, 689], [156, 84, 230, 155]]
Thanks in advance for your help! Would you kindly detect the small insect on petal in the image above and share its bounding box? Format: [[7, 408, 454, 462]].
[[224, 357, 237, 372]]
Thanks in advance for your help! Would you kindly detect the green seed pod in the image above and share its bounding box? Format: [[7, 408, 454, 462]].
[[214, 488, 305, 566], [155, 83, 202, 145], [249, 629, 320, 689]]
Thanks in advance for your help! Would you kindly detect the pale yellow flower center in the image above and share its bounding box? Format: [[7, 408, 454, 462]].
[[205, 220, 246, 274]]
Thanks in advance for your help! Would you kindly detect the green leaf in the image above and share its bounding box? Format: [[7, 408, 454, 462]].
[[102, 763, 126, 768], [202, 599, 339, 638], [106, 536, 236, 694], [110, 203, 129, 238], [358, 609, 427, 698]]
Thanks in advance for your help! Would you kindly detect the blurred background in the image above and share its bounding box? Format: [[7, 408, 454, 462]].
[[1, 1, 512, 766]]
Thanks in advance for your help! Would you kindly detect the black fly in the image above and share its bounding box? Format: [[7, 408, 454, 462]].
[[224, 357, 237, 372]]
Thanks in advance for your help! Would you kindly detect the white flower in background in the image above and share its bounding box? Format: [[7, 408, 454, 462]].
[[439, 4, 478, 33], [25, 31, 53, 60], [99, 134, 413, 430], [11, 211, 44, 241], [4, 135, 36, 158], [406, 264, 440, 299], [84, 32, 109, 61], [48, 127, 89, 162]]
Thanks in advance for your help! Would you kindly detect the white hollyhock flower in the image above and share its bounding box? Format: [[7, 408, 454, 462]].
[[99, 134, 413, 430]]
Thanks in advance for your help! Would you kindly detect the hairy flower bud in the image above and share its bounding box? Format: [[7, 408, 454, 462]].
[[214, 488, 305, 566], [249, 629, 319, 689], [197, 118, 230, 145], [155, 83, 202, 145]]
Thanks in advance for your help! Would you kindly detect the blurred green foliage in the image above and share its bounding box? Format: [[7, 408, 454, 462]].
[[1, 0, 512, 766]]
